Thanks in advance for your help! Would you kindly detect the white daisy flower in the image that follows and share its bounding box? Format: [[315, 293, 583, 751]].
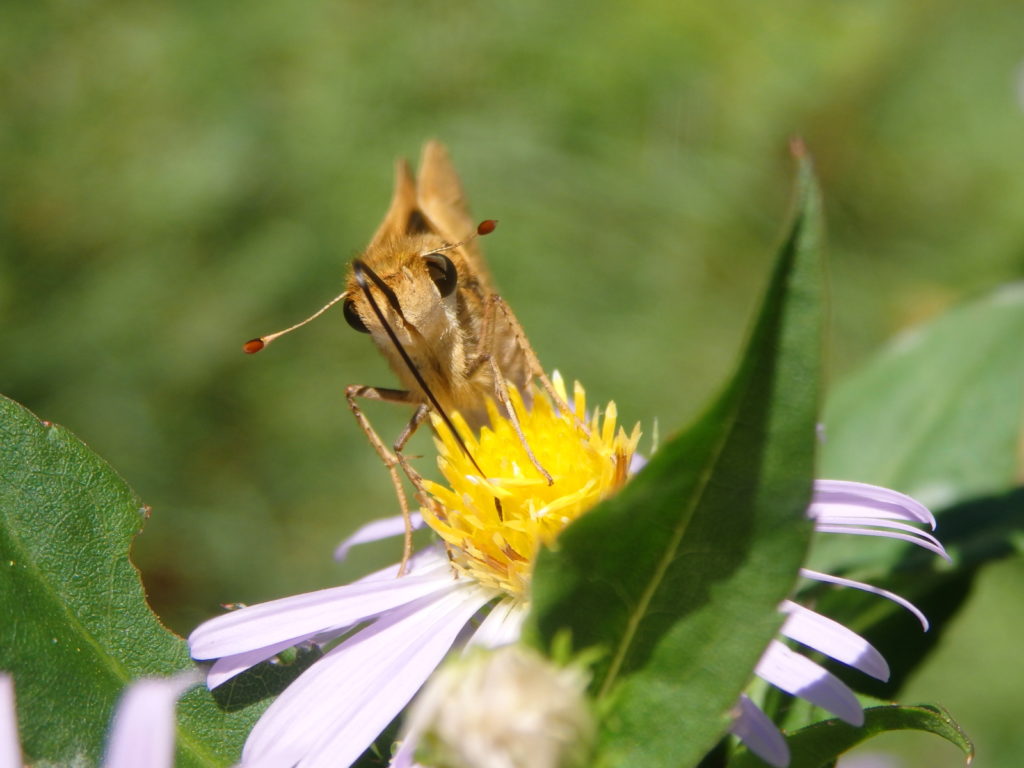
[[189, 377, 947, 768]]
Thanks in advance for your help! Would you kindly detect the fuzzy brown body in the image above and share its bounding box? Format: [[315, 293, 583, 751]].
[[342, 141, 531, 429]]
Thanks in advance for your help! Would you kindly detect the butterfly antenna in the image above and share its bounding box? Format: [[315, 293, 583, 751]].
[[429, 219, 498, 257], [243, 290, 349, 354]]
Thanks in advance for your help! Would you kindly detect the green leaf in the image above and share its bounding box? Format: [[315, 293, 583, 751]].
[[729, 705, 974, 768], [822, 282, 1024, 509], [807, 286, 1024, 700], [0, 394, 260, 766], [525, 146, 824, 768]]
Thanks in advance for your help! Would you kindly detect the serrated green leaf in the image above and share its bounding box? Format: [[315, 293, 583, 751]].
[[0, 394, 261, 766], [525, 148, 824, 768], [729, 704, 974, 768], [822, 283, 1024, 509]]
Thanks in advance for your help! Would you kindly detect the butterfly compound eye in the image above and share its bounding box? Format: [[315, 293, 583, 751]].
[[343, 298, 371, 333], [423, 253, 458, 298]]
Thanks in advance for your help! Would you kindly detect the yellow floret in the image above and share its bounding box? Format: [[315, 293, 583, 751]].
[[421, 374, 641, 600]]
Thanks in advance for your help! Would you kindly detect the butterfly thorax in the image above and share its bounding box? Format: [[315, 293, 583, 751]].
[[344, 234, 507, 427], [341, 142, 533, 429]]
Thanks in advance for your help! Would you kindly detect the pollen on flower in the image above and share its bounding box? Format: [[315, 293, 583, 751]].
[[421, 373, 641, 600]]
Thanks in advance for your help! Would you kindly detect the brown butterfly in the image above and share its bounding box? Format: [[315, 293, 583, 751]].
[[246, 142, 569, 569]]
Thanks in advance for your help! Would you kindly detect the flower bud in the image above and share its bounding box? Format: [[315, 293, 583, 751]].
[[405, 645, 594, 768]]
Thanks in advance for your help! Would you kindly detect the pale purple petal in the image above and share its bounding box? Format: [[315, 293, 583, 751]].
[[208, 549, 457, 687], [629, 453, 648, 473], [103, 671, 200, 768], [242, 584, 493, 768], [837, 752, 905, 768], [466, 598, 526, 650], [811, 517, 948, 560], [0, 675, 21, 768], [801, 568, 930, 631], [190, 555, 454, 661], [729, 694, 789, 768], [207, 637, 305, 689], [779, 601, 889, 681], [811, 480, 935, 528], [755, 641, 864, 726], [356, 545, 451, 583], [389, 736, 419, 768], [812, 524, 946, 559], [335, 513, 425, 562], [237, 757, 291, 768]]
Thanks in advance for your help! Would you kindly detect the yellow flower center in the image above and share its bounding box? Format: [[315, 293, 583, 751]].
[[422, 374, 641, 601]]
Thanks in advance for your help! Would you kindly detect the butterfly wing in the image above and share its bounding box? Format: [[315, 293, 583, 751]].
[[415, 141, 494, 289]]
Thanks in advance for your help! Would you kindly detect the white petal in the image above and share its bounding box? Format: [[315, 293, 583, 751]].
[[780, 601, 889, 681], [103, 671, 200, 768], [334, 513, 425, 562], [190, 558, 455, 660], [729, 694, 789, 768], [756, 641, 864, 726], [811, 480, 935, 528], [466, 598, 526, 650], [800, 568, 930, 631], [242, 584, 492, 768], [0, 675, 22, 768]]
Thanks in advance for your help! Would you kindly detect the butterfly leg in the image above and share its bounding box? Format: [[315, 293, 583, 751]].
[[467, 303, 553, 485], [390, 410, 461, 569], [345, 385, 431, 575], [485, 294, 588, 431]]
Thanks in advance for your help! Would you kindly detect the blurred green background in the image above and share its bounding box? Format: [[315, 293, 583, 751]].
[[2, 1, 1022, 765]]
